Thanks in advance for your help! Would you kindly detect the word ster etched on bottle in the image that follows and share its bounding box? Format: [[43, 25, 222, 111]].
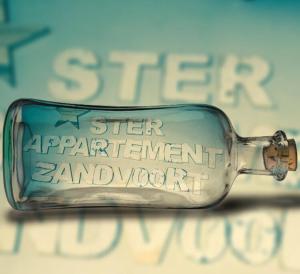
[[23, 116, 224, 194]]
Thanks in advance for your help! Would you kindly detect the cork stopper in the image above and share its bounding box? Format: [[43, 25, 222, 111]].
[[263, 131, 297, 180], [287, 139, 297, 171]]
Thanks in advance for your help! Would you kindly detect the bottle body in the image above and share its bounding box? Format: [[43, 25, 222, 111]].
[[4, 99, 239, 210]]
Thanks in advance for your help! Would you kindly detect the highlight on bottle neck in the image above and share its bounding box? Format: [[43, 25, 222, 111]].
[[237, 130, 297, 181]]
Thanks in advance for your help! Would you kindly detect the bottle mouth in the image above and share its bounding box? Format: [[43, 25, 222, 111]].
[[263, 130, 297, 181]]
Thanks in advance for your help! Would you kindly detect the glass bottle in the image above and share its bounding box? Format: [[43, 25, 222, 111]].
[[3, 99, 297, 210]]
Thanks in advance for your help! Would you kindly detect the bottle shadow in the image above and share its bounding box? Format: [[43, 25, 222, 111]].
[[6, 194, 300, 223]]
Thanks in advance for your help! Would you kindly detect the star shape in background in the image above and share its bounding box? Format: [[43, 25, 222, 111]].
[[0, 0, 49, 86], [55, 108, 90, 129]]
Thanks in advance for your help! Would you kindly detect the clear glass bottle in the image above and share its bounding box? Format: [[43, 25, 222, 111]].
[[3, 99, 297, 210]]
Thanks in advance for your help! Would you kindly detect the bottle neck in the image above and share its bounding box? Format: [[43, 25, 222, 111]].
[[237, 131, 297, 181]]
